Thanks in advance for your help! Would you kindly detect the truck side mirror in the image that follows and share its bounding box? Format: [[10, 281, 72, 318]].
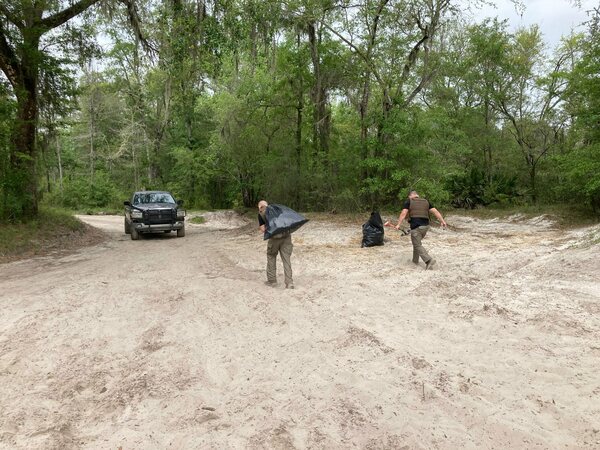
[[177, 200, 184, 206], [124, 201, 131, 206]]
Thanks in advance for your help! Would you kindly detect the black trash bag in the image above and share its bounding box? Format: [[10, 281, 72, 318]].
[[361, 211, 384, 247], [264, 204, 309, 240]]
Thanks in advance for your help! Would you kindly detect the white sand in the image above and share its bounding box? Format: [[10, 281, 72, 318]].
[[0, 211, 598, 449]]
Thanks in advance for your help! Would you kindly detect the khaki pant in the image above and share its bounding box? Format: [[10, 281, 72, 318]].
[[410, 226, 432, 264], [267, 235, 293, 285]]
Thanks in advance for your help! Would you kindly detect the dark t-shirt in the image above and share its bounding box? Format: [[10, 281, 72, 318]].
[[403, 199, 433, 229], [258, 213, 266, 226]]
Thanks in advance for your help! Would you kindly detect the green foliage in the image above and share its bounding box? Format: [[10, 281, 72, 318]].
[[553, 10, 600, 211], [165, 145, 216, 209], [2, 0, 597, 221], [0, 84, 17, 220], [355, 105, 468, 209], [0, 0, 104, 220], [410, 179, 452, 207], [190, 216, 206, 224], [446, 169, 521, 208], [555, 144, 600, 212], [44, 171, 124, 211]]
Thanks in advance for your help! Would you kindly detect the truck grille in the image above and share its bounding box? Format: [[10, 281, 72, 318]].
[[144, 209, 176, 224]]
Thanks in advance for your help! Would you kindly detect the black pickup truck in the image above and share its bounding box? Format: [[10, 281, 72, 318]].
[[124, 191, 186, 240]]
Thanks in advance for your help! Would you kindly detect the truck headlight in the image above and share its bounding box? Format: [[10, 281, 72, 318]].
[[131, 210, 143, 219], [177, 209, 186, 219]]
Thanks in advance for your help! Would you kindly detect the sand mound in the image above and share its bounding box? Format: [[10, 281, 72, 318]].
[[189, 210, 250, 229]]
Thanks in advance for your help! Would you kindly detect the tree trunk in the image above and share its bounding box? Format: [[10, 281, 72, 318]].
[[9, 68, 39, 219], [483, 98, 492, 184], [295, 94, 303, 163], [133, 146, 139, 189], [307, 22, 330, 158], [239, 172, 257, 208], [55, 135, 64, 193], [88, 89, 96, 183], [529, 160, 537, 204], [40, 133, 51, 193], [359, 77, 371, 187], [295, 31, 303, 207], [377, 90, 393, 155]]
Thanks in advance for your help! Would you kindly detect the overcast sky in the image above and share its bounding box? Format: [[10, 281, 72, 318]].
[[471, 0, 596, 49]]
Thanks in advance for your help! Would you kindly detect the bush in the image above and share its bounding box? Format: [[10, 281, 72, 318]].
[[555, 144, 600, 213], [407, 179, 451, 207], [331, 188, 362, 212], [446, 168, 521, 208], [44, 171, 124, 211]]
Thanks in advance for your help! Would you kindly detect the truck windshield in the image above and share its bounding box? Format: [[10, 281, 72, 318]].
[[133, 193, 175, 204]]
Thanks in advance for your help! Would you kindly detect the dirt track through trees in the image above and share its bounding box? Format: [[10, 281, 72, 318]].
[[1, 212, 599, 449]]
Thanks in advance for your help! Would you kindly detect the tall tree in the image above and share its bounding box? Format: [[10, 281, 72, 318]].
[[492, 27, 570, 202], [0, 0, 145, 220], [463, 19, 511, 185], [559, 6, 600, 210]]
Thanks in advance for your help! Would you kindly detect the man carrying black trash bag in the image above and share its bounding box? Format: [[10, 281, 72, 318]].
[[258, 200, 308, 289]]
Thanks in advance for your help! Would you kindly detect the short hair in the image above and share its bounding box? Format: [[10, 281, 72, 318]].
[[408, 190, 418, 196], [258, 200, 268, 208]]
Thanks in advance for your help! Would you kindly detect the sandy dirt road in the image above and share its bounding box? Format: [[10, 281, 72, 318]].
[[0, 212, 599, 449]]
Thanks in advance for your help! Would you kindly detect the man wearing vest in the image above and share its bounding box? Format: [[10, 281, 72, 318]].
[[395, 190, 447, 269], [258, 200, 294, 289]]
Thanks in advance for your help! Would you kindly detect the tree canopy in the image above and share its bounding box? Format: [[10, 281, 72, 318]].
[[1, 0, 599, 220]]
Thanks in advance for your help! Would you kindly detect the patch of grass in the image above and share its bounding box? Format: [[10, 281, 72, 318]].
[[0, 207, 104, 262], [235, 207, 257, 219], [190, 216, 206, 224]]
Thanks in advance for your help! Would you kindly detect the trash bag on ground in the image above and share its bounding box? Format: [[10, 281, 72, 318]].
[[264, 204, 309, 240], [361, 211, 384, 247]]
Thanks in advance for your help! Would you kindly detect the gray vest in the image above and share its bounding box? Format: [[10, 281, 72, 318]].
[[409, 198, 430, 219]]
